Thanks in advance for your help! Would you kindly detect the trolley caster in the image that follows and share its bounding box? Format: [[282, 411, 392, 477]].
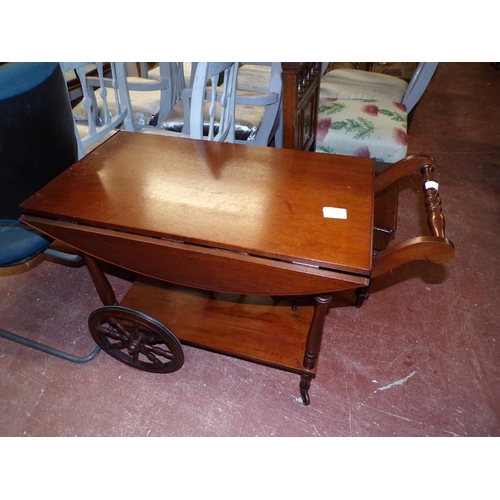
[[88, 306, 184, 373], [300, 374, 313, 406]]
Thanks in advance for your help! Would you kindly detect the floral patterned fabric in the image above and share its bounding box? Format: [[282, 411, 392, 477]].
[[315, 98, 408, 163]]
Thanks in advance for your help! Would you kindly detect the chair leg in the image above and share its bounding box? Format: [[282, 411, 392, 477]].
[[0, 328, 101, 363]]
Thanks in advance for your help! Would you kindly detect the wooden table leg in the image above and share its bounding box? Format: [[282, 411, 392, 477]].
[[83, 255, 117, 306], [300, 293, 332, 405]]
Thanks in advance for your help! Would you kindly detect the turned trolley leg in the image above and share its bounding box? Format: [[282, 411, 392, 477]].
[[300, 293, 332, 405], [83, 254, 117, 306]]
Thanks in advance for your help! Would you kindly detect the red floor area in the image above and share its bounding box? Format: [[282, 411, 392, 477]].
[[1, 63, 499, 437]]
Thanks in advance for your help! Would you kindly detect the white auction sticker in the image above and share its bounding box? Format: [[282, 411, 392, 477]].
[[323, 207, 347, 219], [424, 180, 439, 191]]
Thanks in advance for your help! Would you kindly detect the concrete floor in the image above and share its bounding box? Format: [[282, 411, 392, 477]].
[[1, 63, 499, 439]]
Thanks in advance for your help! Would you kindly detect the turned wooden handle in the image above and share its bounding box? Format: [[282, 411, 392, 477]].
[[371, 157, 455, 279], [374, 154, 437, 193], [420, 162, 445, 238]]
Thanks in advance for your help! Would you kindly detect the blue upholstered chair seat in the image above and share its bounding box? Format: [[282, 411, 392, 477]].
[[0, 220, 52, 267]]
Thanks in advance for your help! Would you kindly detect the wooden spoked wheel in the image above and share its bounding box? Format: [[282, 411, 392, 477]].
[[88, 306, 184, 373]]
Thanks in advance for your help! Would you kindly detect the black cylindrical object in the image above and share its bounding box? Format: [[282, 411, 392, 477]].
[[0, 62, 78, 218]]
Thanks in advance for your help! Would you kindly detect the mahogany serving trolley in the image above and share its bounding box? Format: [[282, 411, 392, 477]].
[[19, 131, 454, 404]]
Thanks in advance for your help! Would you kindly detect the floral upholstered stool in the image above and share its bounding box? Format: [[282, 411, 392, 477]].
[[315, 98, 408, 163]]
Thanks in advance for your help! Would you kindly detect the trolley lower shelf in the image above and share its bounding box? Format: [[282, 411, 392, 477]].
[[119, 276, 318, 377]]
